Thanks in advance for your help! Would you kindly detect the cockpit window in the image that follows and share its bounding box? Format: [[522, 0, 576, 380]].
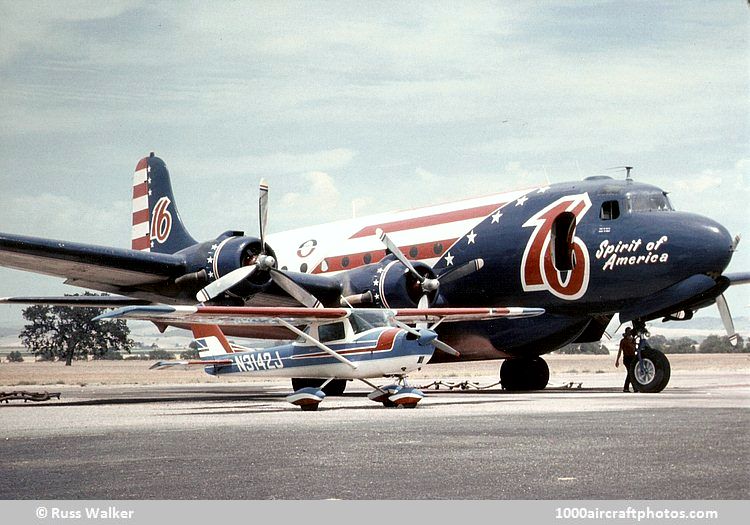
[[349, 310, 389, 333], [600, 200, 620, 220], [626, 191, 674, 213], [318, 321, 346, 343]]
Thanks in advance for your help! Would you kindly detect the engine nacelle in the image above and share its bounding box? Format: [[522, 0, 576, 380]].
[[176, 232, 276, 302], [339, 255, 437, 308]]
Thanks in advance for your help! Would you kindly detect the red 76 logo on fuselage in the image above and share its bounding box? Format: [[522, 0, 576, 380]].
[[521, 193, 592, 301]]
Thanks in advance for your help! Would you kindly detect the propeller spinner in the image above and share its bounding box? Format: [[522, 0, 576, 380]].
[[196, 180, 321, 308]]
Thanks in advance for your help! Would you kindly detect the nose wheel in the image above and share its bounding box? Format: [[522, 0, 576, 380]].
[[628, 321, 671, 393]]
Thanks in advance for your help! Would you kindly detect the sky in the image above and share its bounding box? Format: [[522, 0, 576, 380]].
[[0, 0, 748, 326]]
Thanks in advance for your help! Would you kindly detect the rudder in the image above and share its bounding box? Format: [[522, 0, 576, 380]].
[[131, 152, 196, 253]]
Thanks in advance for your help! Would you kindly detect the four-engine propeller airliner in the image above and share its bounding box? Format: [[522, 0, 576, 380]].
[[1, 152, 747, 394]]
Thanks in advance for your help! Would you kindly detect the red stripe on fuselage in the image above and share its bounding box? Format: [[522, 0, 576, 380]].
[[292, 328, 401, 359], [135, 158, 148, 171], [350, 203, 504, 239], [311, 238, 457, 274]]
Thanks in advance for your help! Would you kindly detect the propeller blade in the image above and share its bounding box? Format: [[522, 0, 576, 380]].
[[270, 268, 322, 309], [416, 295, 430, 329], [438, 258, 484, 285], [196, 265, 257, 302], [431, 338, 460, 357], [376, 228, 423, 282], [716, 294, 739, 346], [391, 319, 460, 357], [259, 179, 269, 254]]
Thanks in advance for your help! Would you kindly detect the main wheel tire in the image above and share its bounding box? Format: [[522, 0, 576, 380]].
[[629, 347, 670, 393], [291, 378, 347, 396], [500, 357, 550, 391]]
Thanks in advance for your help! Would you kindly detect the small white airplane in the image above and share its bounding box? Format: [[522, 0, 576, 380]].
[[96, 305, 543, 410]]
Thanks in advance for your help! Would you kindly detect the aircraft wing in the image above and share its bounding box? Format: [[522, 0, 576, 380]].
[[95, 305, 545, 326], [0, 233, 187, 290]]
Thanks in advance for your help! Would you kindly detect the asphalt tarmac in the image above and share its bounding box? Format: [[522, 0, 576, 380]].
[[1, 374, 748, 500]]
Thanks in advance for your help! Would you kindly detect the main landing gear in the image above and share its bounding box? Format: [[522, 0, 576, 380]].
[[500, 356, 550, 391], [627, 321, 671, 393], [287, 376, 425, 411]]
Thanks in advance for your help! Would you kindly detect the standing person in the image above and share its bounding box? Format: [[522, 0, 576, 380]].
[[615, 327, 637, 392]]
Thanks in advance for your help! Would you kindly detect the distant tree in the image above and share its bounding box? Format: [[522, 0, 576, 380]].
[[179, 346, 200, 359], [148, 348, 174, 360], [556, 342, 609, 355], [102, 350, 124, 360], [663, 336, 698, 354], [646, 334, 668, 351], [699, 334, 746, 353], [7, 351, 24, 362], [19, 294, 133, 366]]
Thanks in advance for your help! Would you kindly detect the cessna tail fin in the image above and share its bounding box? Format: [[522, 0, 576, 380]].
[[131, 153, 196, 253], [190, 324, 235, 357]]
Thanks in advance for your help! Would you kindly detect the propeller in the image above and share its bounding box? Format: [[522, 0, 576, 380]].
[[391, 319, 461, 357], [715, 294, 740, 346], [375, 228, 483, 308], [196, 180, 321, 308]]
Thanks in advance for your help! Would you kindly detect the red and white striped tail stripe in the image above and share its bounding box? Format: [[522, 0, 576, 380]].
[[132, 157, 150, 251]]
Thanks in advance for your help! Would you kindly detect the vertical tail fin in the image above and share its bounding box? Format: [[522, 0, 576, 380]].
[[131, 152, 196, 253], [190, 324, 236, 357]]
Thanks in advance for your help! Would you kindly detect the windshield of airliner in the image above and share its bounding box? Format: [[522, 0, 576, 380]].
[[626, 190, 674, 213]]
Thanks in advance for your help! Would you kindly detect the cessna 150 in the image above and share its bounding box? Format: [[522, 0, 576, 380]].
[[1, 153, 747, 393], [95, 305, 543, 410]]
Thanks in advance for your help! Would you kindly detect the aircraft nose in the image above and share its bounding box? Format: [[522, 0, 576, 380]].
[[695, 217, 734, 275]]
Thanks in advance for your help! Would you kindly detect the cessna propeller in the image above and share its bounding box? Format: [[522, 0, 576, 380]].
[[196, 180, 321, 308]]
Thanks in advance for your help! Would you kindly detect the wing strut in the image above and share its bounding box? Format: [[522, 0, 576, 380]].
[[276, 318, 358, 370]]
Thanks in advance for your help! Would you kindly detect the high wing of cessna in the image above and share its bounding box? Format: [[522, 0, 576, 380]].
[[1, 153, 748, 393], [94, 305, 544, 410]]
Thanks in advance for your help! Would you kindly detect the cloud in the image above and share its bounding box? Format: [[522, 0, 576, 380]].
[[0, 193, 130, 245], [170, 149, 357, 180], [278, 171, 342, 225]]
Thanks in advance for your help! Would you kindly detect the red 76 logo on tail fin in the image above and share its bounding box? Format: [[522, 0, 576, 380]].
[[150, 197, 173, 244], [521, 193, 592, 300]]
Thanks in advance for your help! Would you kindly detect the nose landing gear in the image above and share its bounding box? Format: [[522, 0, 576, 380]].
[[628, 321, 671, 393]]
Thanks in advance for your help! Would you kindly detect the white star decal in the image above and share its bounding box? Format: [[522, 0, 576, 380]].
[[207, 256, 214, 263], [150, 241, 154, 248], [211, 244, 219, 250], [207, 271, 214, 278], [537, 186, 551, 194], [147, 166, 151, 173], [373, 279, 380, 286], [147, 177, 152, 184], [491, 211, 503, 223], [374, 293, 380, 301], [148, 189, 152, 196], [376, 267, 384, 274], [467, 231, 477, 244], [444, 252, 454, 266], [515, 195, 528, 206]]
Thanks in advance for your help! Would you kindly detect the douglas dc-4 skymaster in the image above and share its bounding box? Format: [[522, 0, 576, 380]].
[[1, 153, 748, 393]]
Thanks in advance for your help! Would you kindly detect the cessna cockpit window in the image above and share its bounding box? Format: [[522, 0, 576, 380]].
[[318, 321, 346, 343], [627, 191, 674, 213]]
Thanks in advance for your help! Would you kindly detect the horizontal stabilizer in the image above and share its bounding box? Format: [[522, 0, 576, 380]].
[[149, 359, 233, 370], [0, 295, 153, 307]]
